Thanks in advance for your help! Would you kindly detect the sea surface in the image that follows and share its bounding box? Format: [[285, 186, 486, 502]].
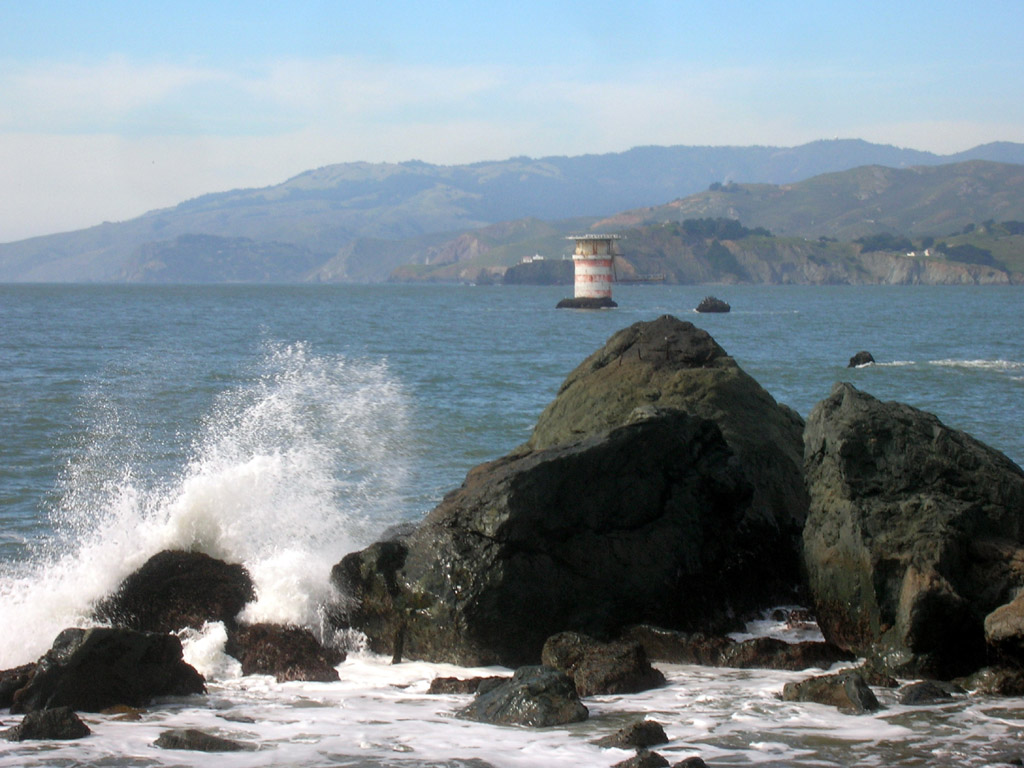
[[0, 283, 1022, 767]]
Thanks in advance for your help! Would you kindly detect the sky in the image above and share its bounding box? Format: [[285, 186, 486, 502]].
[[2, 0, 1022, 243]]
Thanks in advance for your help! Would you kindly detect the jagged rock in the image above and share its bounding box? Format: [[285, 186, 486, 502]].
[[456, 665, 588, 727], [803, 382, 1024, 679], [95, 550, 255, 634], [427, 676, 505, 695], [594, 719, 669, 749], [225, 624, 343, 682], [2, 706, 90, 741], [541, 632, 665, 696], [781, 671, 881, 714], [336, 317, 807, 666], [899, 680, 963, 705], [11, 627, 205, 714], [613, 750, 670, 768], [154, 728, 251, 752], [695, 296, 730, 313], [621, 625, 854, 671], [0, 663, 35, 709], [847, 350, 875, 367]]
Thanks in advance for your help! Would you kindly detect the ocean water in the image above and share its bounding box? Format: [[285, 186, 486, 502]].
[[0, 283, 1022, 766]]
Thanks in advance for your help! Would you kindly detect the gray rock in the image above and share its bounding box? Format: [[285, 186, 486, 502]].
[[898, 680, 963, 705], [11, 627, 205, 714], [456, 665, 588, 727], [782, 671, 881, 714], [802, 382, 1024, 679], [335, 317, 807, 667], [2, 707, 90, 741]]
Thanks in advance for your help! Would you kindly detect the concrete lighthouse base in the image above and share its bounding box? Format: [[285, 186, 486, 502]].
[[556, 297, 618, 309]]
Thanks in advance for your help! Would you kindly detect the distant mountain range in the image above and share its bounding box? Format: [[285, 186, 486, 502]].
[[1, 139, 1023, 283]]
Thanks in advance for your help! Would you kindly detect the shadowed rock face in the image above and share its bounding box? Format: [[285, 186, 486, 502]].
[[803, 382, 1024, 679], [335, 316, 809, 667]]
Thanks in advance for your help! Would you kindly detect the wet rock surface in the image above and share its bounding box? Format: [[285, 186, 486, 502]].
[[2, 706, 90, 741], [10, 627, 205, 714], [455, 665, 588, 727], [781, 670, 881, 714], [95, 550, 255, 634], [803, 382, 1024, 679], [225, 623, 343, 682], [541, 632, 666, 696], [154, 728, 252, 752], [594, 719, 669, 749]]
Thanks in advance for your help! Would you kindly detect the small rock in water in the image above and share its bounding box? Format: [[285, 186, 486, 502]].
[[695, 296, 730, 313], [781, 671, 881, 714], [847, 350, 875, 367], [899, 680, 964, 705], [456, 665, 588, 727], [154, 728, 251, 752], [612, 749, 670, 768], [594, 719, 668, 749]]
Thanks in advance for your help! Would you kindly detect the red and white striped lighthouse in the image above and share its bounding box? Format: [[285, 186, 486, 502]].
[[569, 234, 619, 299]]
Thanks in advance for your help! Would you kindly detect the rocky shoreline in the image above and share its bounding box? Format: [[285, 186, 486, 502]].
[[4, 314, 1024, 763]]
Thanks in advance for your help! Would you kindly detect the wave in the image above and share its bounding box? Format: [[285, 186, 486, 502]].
[[0, 342, 411, 668]]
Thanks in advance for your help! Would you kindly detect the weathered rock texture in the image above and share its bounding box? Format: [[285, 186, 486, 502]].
[[336, 317, 808, 666], [95, 550, 254, 634], [455, 665, 588, 727], [10, 628, 205, 713], [803, 382, 1024, 678]]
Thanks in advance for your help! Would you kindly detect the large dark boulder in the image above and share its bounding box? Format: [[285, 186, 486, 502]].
[[95, 550, 255, 634], [11, 628, 205, 713], [803, 382, 1024, 679], [225, 624, 344, 682], [335, 317, 807, 666], [541, 632, 665, 696], [456, 665, 588, 727]]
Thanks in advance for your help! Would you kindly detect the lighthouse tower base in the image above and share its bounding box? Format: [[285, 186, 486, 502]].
[[556, 296, 618, 309]]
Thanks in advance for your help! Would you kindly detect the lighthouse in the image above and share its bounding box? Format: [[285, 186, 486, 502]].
[[556, 234, 620, 309]]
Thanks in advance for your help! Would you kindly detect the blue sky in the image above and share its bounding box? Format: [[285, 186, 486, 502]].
[[2, 0, 1022, 242]]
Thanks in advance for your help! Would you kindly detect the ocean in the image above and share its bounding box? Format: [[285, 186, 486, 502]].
[[1, 283, 1022, 766]]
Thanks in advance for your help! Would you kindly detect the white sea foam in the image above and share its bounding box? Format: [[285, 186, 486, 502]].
[[0, 342, 412, 667], [930, 358, 1024, 372]]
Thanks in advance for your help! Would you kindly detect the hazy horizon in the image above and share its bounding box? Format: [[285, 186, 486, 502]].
[[2, 0, 1022, 242]]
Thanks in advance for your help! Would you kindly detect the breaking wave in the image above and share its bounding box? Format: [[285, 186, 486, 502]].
[[0, 342, 411, 668]]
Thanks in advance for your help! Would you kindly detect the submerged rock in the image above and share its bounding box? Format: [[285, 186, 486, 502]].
[[225, 624, 343, 682], [541, 632, 665, 696], [336, 317, 807, 666], [95, 550, 255, 634], [11, 627, 205, 714], [802, 382, 1024, 679], [613, 750, 670, 768], [154, 728, 251, 752], [456, 665, 588, 727], [556, 296, 618, 309]]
